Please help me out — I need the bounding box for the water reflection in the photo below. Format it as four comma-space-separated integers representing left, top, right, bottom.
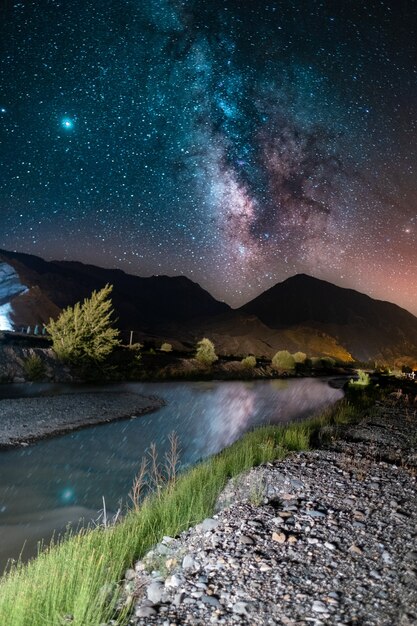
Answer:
0, 379, 342, 568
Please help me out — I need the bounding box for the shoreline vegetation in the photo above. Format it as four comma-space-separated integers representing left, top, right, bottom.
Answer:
0, 335, 362, 386
0, 387, 380, 626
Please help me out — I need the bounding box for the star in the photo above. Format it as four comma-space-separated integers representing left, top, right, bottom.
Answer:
61, 117, 74, 130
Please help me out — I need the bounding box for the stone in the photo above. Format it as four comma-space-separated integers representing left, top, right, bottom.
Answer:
312, 600, 328, 613
124, 568, 136, 581
147, 582, 164, 604
306, 510, 326, 518
201, 594, 221, 607
165, 574, 182, 589
173, 591, 186, 606
202, 518, 220, 531
239, 534, 255, 545
182, 554, 199, 571
232, 602, 251, 615
135, 606, 158, 617
272, 532, 287, 544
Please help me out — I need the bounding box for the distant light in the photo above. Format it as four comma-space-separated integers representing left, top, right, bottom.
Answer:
0, 108, 6, 114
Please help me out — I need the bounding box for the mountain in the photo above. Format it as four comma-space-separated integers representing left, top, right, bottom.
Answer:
0, 249, 230, 333
1, 249, 417, 364
239, 274, 417, 363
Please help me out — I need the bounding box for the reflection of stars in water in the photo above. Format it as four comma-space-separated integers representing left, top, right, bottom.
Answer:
61, 117, 74, 130
60, 487, 75, 503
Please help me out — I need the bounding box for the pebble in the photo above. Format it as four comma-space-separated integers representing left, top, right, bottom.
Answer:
146, 582, 164, 604
201, 518, 220, 532
127, 399, 417, 626
312, 600, 328, 613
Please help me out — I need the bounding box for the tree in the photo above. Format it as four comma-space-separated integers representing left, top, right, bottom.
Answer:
46, 284, 120, 364
271, 350, 295, 373
195, 337, 218, 366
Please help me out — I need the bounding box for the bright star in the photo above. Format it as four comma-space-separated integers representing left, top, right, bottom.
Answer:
0, 108, 6, 114
61, 117, 74, 130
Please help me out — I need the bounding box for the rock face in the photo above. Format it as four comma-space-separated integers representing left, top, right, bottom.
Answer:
127, 400, 417, 626
0, 262, 28, 330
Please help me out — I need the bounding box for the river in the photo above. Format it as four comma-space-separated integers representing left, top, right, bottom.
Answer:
0, 379, 343, 570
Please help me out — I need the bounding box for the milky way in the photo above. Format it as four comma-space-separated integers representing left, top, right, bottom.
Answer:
0, 1, 416, 311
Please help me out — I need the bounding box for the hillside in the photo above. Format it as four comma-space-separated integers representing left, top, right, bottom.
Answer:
0, 249, 230, 332
240, 274, 417, 363
1, 249, 417, 364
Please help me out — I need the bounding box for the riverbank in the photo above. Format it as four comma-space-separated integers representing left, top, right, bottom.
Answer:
0, 392, 164, 448
1, 391, 415, 625
129, 396, 417, 625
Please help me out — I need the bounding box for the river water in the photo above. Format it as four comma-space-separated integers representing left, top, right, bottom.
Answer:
0, 379, 343, 569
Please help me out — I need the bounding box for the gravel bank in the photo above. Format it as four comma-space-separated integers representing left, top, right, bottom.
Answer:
0, 392, 164, 448
128, 399, 417, 626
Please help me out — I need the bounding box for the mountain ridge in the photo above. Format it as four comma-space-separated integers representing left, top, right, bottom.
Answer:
1, 248, 417, 364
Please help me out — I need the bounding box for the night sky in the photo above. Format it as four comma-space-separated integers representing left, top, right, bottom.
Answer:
1, 1, 417, 312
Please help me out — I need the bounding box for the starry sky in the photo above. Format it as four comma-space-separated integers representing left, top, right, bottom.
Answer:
1, 1, 417, 312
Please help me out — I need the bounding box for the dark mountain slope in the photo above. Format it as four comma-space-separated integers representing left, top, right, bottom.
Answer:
0, 249, 230, 330
240, 274, 417, 362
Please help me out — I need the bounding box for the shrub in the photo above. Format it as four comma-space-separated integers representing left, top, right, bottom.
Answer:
349, 369, 370, 387
311, 356, 336, 369
195, 338, 218, 366
271, 350, 295, 374
321, 356, 336, 368
160, 343, 173, 352
46, 284, 120, 365
241, 355, 257, 369
293, 351, 307, 364
23, 354, 46, 381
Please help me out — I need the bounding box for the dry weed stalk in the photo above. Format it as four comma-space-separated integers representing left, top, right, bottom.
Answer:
128, 432, 181, 511
164, 432, 180, 487
129, 457, 149, 512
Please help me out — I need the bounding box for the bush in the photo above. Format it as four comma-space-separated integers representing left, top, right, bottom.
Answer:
293, 351, 307, 364
321, 356, 336, 368
349, 369, 370, 387
160, 343, 173, 352
271, 350, 295, 374
46, 284, 120, 365
311, 356, 336, 369
23, 354, 46, 381
241, 355, 257, 369
195, 338, 218, 366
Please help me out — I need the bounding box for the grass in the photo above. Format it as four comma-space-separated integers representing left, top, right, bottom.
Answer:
0, 396, 368, 626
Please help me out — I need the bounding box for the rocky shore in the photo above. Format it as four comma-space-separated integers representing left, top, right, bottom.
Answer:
0, 392, 164, 448
127, 397, 417, 625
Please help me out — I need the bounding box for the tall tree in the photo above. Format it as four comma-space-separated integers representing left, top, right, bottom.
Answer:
47, 284, 120, 364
